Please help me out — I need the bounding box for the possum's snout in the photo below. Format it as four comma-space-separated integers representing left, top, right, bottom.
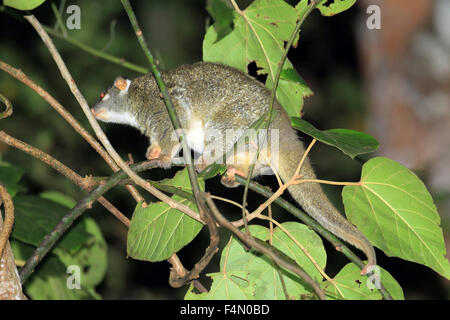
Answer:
91, 103, 109, 121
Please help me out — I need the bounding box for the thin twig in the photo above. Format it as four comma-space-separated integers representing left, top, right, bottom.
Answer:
51, 1, 67, 36
209, 194, 260, 227
43, 25, 148, 74
167, 254, 208, 293
0, 131, 85, 187
299, 179, 362, 187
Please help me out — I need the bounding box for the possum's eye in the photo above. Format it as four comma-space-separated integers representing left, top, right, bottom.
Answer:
99, 91, 110, 101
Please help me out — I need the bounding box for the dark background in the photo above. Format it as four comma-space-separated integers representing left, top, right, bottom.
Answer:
0, 0, 448, 299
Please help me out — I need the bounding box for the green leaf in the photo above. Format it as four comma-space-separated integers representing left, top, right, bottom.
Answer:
12, 241, 101, 300
12, 195, 94, 255
197, 162, 227, 180
0, 159, 25, 197
185, 271, 255, 300
40, 190, 77, 208
291, 117, 379, 158
203, 0, 312, 117
343, 157, 450, 279
316, 0, 357, 16
295, 0, 310, 16
322, 263, 404, 300
206, 0, 234, 42
266, 69, 313, 118
11, 190, 107, 299
56, 217, 108, 288
3, 0, 47, 10
211, 223, 326, 299
127, 169, 203, 262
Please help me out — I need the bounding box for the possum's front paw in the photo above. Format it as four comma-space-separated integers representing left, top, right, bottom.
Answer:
221, 166, 246, 188
145, 145, 172, 169
146, 145, 161, 160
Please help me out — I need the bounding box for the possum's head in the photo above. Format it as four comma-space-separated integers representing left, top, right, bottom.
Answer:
91, 76, 139, 128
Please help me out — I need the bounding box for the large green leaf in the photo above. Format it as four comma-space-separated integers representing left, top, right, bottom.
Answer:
322, 263, 404, 300
203, 0, 312, 117
13, 195, 94, 254
127, 169, 203, 262
3, 0, 46, 10
291, 117, 379, 158
316, 0, 357, 16
12, 241, 101, 300
12, 192, 107, 299
343, 157, 450, 279
186, 223, 326, 300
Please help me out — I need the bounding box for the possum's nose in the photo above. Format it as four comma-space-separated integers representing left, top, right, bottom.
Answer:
91, 106, 108, 120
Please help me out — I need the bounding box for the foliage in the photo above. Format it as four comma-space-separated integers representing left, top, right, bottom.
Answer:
343, 157, 450, 278
127, 169, 203, 262
3, 0, 46, 11
0, 0, 448, 300
0, 160, 107, 299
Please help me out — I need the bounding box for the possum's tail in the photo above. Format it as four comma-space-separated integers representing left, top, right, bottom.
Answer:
276, 130, 376, 274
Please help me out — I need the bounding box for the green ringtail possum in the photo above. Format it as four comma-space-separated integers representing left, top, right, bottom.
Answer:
91, 62, 376, 274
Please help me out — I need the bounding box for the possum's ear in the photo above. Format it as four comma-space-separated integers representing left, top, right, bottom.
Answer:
114, 76, 131, 95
